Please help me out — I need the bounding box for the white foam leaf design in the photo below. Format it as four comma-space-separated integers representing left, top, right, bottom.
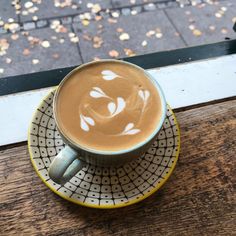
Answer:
80, 115, 89, 132
113, 97, 125, 115
108, 102, 116, 115
101, 70, 119, 80
83, 116, 95, 126
120, 122, 140, 135
124, 129, 140, 135
124, 123, 134, 132
138, 90, 150, 102
90, 87, 107, 98
144, 90, 150, 100
138, 90, 145, 100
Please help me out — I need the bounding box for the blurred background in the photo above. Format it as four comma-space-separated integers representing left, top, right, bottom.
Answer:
0, 0, 235, 78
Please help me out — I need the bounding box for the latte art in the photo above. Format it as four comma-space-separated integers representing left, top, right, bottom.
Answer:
56, 61, 162, 151
78, 70, 150, 136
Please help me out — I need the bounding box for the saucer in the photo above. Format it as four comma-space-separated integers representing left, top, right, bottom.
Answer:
28, 89, 180, 209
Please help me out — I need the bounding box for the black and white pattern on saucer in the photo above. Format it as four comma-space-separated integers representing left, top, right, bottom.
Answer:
29, 90, 180, 208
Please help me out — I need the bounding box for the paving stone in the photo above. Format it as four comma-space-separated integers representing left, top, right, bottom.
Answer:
72, 10, 185, 62
112, 0, 170, 8
19, 0, 112, 22
61, 16, 73, 25
0, 27, 7, 34
131, 6, 143, 14
23, 22, 36, 31
36, 20, 48, 28
166, 0, 236, 46
157, 3, 168, 9
121, 8, 131, 16
0, 27, 82, 78
143, 3, 157, 11
0, 0, 18, 23
166, 2, 179, 8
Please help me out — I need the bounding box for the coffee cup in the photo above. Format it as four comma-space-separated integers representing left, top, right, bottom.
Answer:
49, 60, 166, 184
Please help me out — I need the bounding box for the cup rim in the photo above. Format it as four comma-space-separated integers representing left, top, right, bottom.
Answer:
53, 59, 167, 155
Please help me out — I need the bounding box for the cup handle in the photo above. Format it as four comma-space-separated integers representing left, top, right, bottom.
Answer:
49, 145, 84, 185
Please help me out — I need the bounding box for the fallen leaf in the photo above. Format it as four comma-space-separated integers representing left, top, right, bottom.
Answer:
52, 53, 59, 59
142, 40, 147, 46
95, 15, 102, 21
209, 25, 216, 31
91, 4, 101, 14
22, 10, 28, 16
119, 33, 130, 41
24, 1, 33, 9
215, 12, 222, 18
109, 50, 119, 58
23, 48, 30, 56
32, 59, 39, 64
28, 6, 38, 14
116, 28, 123, 33
0, 39, 10, 56
8, 18, 14, 23
83, 34, 92, 41
124, 48, 135, 56
87, 3, 93, 8
41, 40, 50, 48
70, 36, 79, 43
192, 29, 202, 36
221, 7, 227, 12
82, 20, 90, 26
50, 20, 60, 29
146, 30, 155, 37
5, 58, 12, 64
68, 32, 75, 38
11, 34, 19, 40
221, 28, 228, 34
57, 25, 68, 33
108, 18, 117, 24
155, 32, 163, 38
131, 10, 137, 15
188, 24, 195, 30
32, 15, 38, 21
111, 12, 119, 18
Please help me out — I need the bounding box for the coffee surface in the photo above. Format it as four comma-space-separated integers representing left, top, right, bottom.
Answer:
56, 61, 162, 151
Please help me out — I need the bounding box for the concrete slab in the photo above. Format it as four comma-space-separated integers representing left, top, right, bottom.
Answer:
72, 10, 185, 62
0, 26, 82, 78
19, 0, 112, 22
0, 0, 18, 23
165, 1, 236, 46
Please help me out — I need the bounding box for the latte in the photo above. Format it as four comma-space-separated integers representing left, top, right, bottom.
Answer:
55, 61, 162, 151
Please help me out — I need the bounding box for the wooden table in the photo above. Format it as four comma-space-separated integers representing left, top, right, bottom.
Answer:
1, 41, 236, 235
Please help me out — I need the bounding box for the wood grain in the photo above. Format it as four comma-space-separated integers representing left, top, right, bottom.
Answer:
0, 100, 236, 236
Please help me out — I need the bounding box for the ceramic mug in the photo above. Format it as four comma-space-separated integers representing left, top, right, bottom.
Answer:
49, 60, 167, 184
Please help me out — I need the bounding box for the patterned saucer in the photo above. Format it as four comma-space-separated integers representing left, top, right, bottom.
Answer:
28, 89, 180, 209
